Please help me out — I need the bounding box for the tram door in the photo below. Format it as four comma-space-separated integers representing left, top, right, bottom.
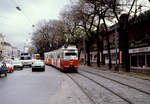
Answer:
57, 54, 60, 68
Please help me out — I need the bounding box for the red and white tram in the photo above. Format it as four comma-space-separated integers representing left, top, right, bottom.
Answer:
44, 45, 78, 72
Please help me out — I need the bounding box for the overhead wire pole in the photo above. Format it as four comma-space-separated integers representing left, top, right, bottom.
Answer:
114, 22, 118, 71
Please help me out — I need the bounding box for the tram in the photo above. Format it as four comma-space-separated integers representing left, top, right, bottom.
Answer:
44, 45, 78, 72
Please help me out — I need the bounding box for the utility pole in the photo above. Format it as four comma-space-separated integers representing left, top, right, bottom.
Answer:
115, 23, 118, 71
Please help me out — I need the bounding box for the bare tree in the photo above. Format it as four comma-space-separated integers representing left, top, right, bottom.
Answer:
108, 0, 139, 72
31, 20, 66, 57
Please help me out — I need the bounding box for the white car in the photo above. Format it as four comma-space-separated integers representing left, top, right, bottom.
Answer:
20, 56, 32, 67
32, 60, 45, 72
13, 59, 23, 70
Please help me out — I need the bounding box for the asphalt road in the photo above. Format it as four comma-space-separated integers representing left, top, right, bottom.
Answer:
0, 66, 91, 104
1, 65, 150, 104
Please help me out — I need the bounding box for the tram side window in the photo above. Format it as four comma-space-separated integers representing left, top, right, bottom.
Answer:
61, 53, 64, 58
57, 54, 60, 58
51, 55, 53, 58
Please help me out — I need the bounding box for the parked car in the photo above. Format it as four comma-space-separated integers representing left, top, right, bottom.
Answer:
32, 60, 45, 72
0, 62, 8, 77
5, 60, 14, 73
13, 59, 23, 70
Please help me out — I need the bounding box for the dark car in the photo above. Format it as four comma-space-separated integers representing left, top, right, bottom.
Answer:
0, 62, 8, 77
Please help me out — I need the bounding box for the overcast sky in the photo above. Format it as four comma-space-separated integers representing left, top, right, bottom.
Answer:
0, 0, 149, 52
0, 0, 70, 51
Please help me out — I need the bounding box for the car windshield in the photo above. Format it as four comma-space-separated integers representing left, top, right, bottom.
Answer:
21, 57, 31, 60
33, 60, 43, 64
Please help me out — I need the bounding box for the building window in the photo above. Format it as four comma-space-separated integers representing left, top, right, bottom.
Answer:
131, 55, 137, 67
139, 55, 145, 67
147, 55, 150, 67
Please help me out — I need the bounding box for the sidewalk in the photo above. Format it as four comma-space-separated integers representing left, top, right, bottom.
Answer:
80, 63, 150, 81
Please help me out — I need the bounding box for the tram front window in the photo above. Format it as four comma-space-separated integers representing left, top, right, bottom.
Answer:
65, 53, 77, 56
64, 52, 77, 60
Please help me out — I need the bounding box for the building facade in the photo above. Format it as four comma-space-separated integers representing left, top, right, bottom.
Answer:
1, 42, 20, 60
80, 10, 150, 71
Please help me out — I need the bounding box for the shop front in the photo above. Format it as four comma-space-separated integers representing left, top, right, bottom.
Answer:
129, 47, 150, 69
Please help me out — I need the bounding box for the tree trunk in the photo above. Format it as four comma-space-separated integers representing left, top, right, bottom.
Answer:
86, 41, 91, 66
119, 14, 130, 72
107, 36, 112, 69
119, 31, 130, 72
101, 39, 105, 65
78, 48, 83, 61
97, 38, 100, 67
103, 18, 112, 69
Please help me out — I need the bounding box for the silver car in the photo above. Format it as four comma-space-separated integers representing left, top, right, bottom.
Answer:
32, 60, 45, 72
13, 59, 23, 70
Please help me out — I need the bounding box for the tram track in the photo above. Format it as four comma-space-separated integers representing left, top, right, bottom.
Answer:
67, 73, 133, 104
81, 66, 150, 87
49, 65, 150, 104
66, 74, 97, 104
80, 69, 150, 96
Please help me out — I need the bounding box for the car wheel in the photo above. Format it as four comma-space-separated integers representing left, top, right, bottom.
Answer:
41, 68, 45, 72
5, 73, 7, 77
32, 68, 35, 72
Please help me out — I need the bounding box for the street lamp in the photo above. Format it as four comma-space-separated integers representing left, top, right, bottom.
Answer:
16, 6, 21, 11
16, 6, 34, 27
